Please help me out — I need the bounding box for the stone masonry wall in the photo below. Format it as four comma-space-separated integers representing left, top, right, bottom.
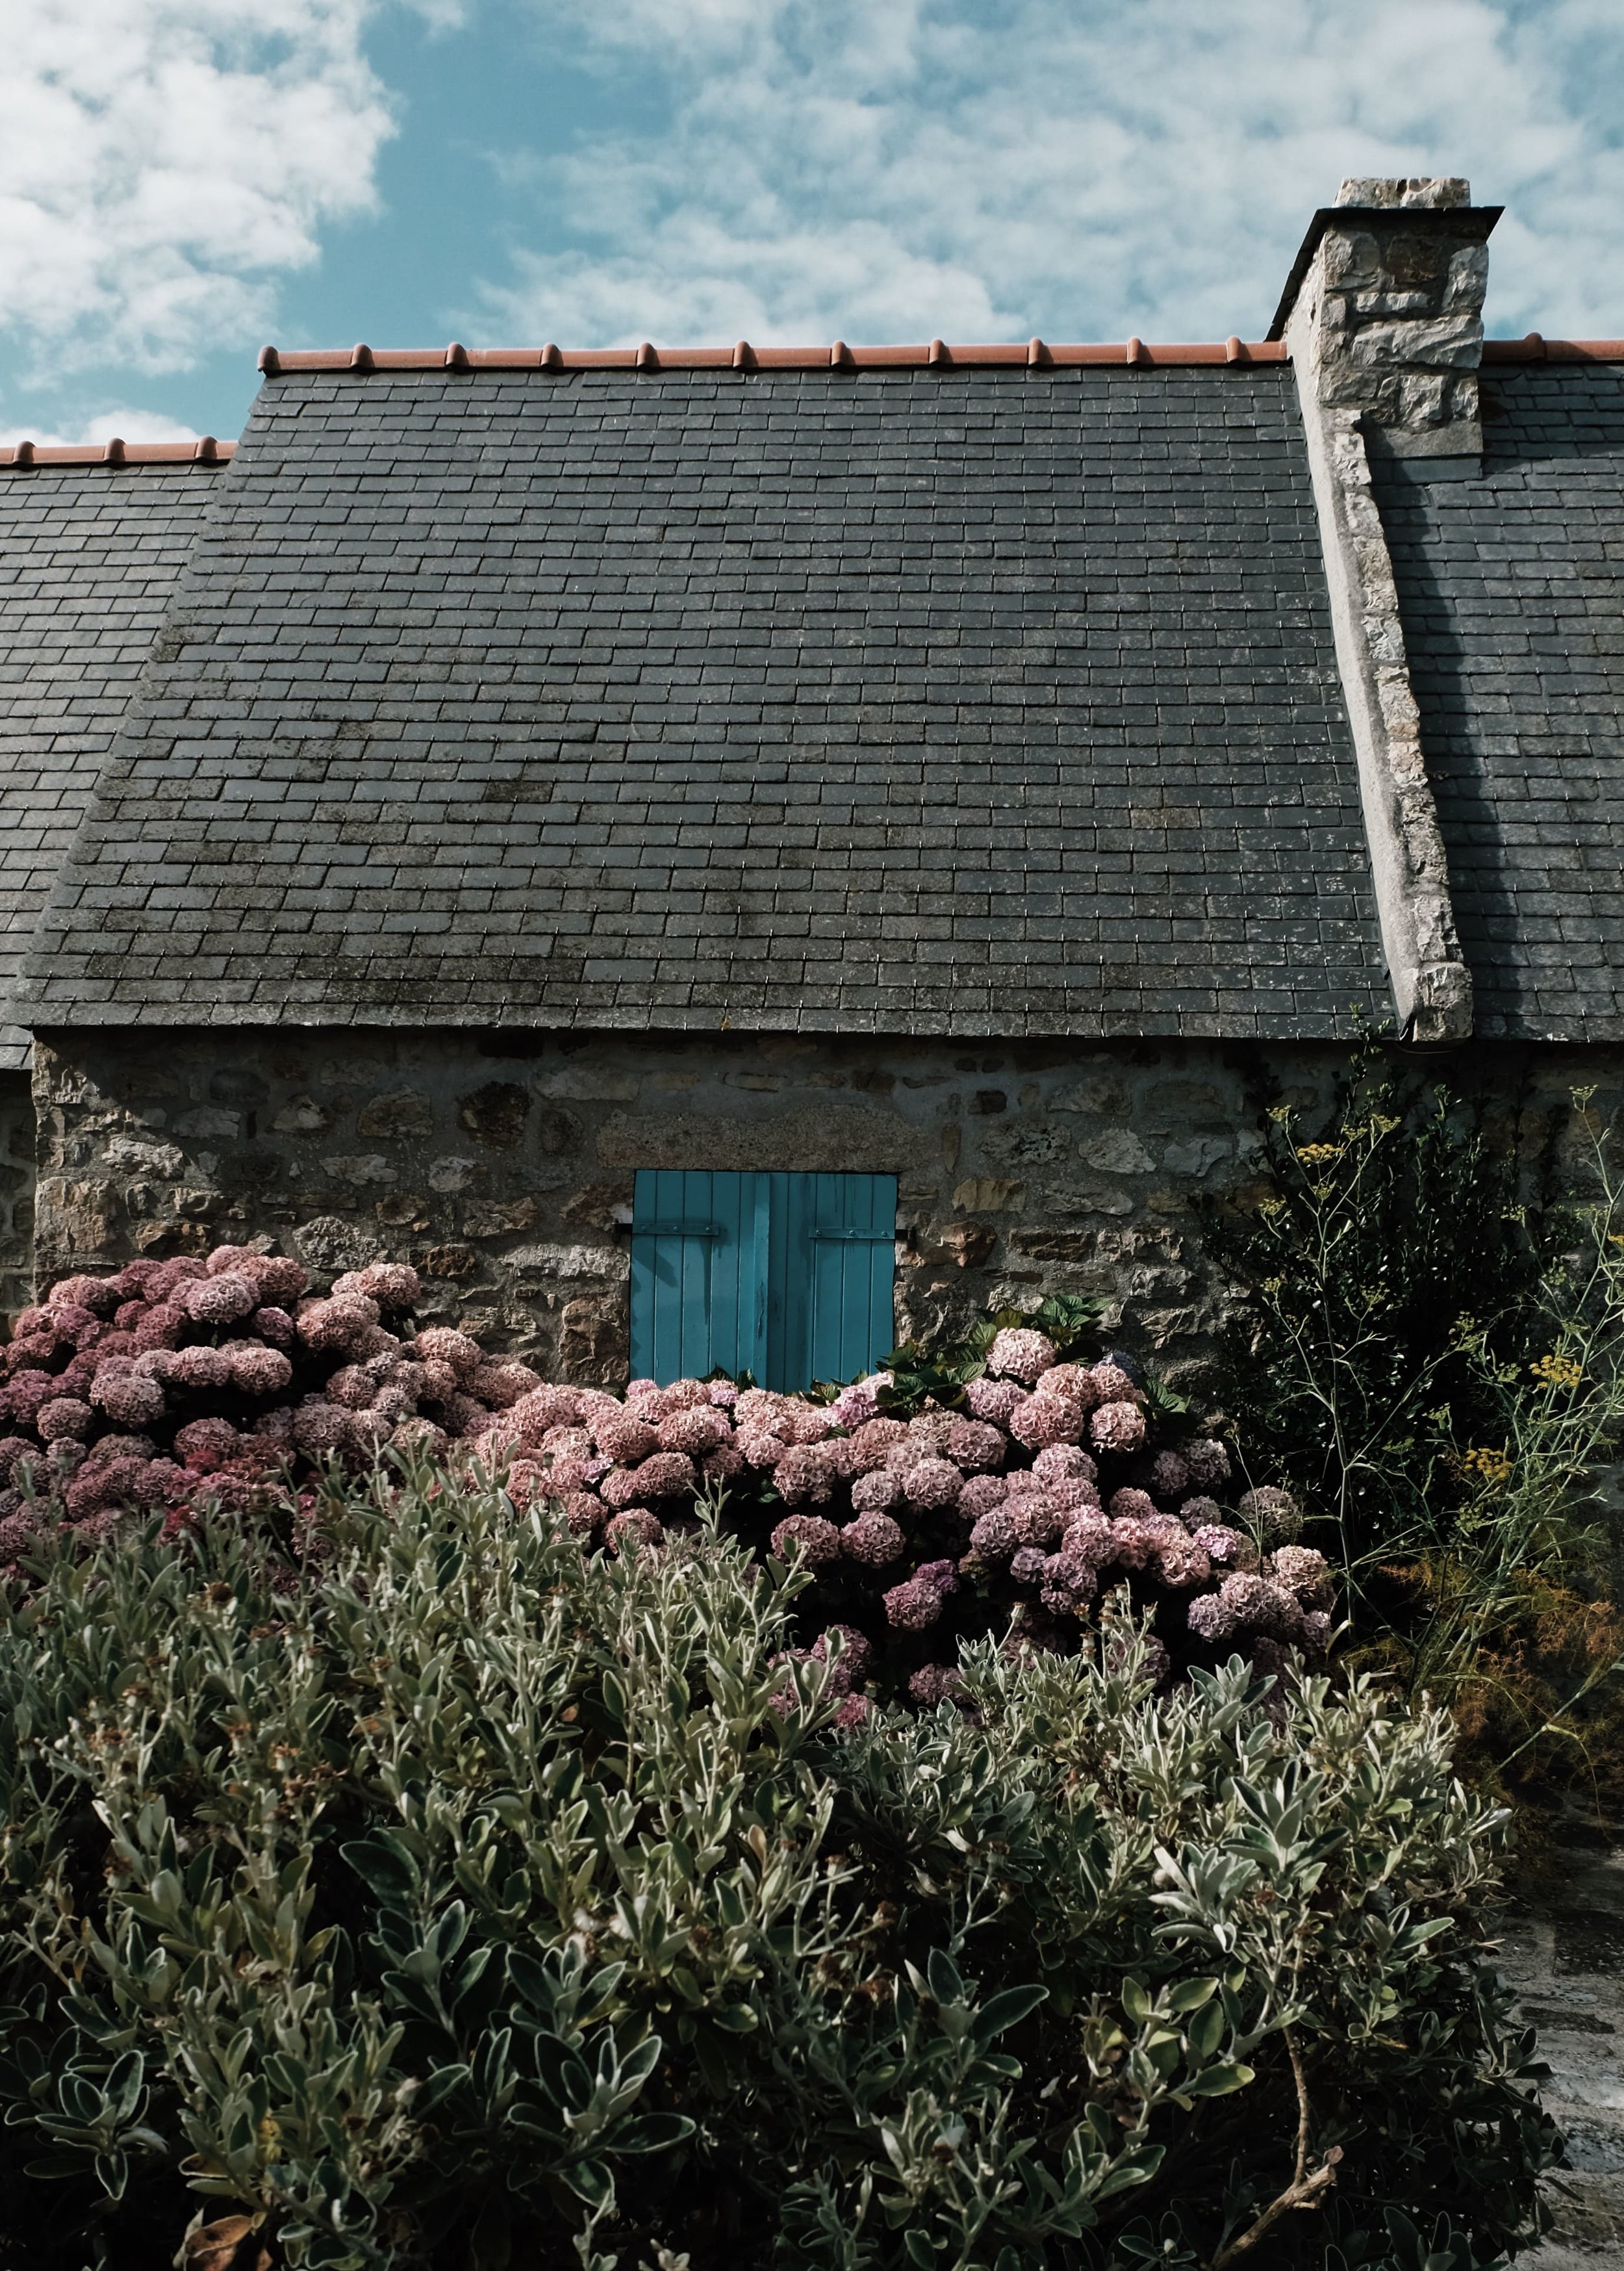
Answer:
0, 1069, 34, 1324
25, 1029, 1624, 1387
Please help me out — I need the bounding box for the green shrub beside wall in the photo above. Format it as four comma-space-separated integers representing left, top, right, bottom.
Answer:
0, 1469, 1554, 2270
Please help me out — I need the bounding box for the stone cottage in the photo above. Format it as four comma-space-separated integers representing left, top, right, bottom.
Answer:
1, 176, 1621, 1387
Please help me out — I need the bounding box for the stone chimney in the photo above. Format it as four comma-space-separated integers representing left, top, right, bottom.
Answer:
1275, 177, 1496, 1044
1273, 175, 1500, 476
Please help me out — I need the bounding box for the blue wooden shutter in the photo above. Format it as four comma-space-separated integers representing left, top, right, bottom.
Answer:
631, 1168, 896, 1391
767, 1171, 898, 1390
630, 1171, 769, 1384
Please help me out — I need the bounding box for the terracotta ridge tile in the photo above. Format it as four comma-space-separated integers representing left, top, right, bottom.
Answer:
1480, 335, 1624, 361
1, 438, 235, 469
255, 339, 1291, 375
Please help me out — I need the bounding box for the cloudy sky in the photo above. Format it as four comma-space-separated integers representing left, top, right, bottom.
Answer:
4, 0, 1623, 443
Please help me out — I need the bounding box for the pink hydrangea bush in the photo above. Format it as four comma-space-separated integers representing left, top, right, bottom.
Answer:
1, 1263, 1328, 1715
0, 1246, 498, 1549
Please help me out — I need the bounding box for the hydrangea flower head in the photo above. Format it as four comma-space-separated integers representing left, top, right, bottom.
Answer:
963, 1376, 1026, 1424
1034, 1363, 1099, 1407
908, 1663, 967, 1707
37, 1398, 94, 1444
225, 1344, 294, 1399
92, 1371, 165, 1428
956, 1473, 1008, 1522
841, 1511, 904, 1567
1091, 1400, 1147, 1454
1009, 1392, 1085, 1450
882, 1576, 944, 1631
1267, 1544, 1334, 1609
817, 1623, 877, 1684
593, 1409, 661, 1465
338, 1261, 420, 1310
904, 1457, 963, 1510
770, 1513, 843, 1567
986, 1328, 1058, 1383
776, 1442, 841, 1505
1148, 1449, 1190, 1502
965, 1506, 1019, 1565
851, 1468, 904, 1515
606, 1509, 665, 1554
946, 1416, 1006, 1473
1182, 1437, 1232, 1489
1032, 1443, 1097, 1486
1237, 1485, 1303, 1543
633, 1450, 696, 1500
660, 1404, 730, 1456
175, 1417, 242, 1472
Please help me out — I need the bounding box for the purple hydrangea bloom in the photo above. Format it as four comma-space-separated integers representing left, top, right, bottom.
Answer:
1182, 1437, 1232, 1489
841, 1512, 905, 1567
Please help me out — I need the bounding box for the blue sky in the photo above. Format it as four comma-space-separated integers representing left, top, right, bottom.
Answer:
5, 0, 1624, 444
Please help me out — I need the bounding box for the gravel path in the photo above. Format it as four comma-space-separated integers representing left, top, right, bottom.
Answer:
1497, 1811, 1624, 2265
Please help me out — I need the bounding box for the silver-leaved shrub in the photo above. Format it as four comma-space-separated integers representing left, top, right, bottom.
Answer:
0, 1467, 1554, 2271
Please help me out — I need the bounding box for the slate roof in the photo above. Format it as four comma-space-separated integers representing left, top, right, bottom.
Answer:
0, 463, 225, 1068
1377, 362, 1624, 1041
12, 362, 1388, 1039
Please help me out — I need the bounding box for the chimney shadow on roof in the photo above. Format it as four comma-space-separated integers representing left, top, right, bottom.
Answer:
1373, 372, 1624, 1036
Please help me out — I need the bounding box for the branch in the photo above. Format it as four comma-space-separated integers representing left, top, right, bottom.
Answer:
1208, 2031, 1341, 2271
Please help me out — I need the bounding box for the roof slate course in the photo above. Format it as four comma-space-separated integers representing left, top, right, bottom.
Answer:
0, 464, 225, 1068
1377, 364, 1624, 1041
15, 365, 1387, 1038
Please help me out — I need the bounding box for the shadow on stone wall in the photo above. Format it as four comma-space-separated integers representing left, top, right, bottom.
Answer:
22, 1029, 1624, 1389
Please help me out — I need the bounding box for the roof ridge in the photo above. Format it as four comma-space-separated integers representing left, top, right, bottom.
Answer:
258, 338, 1287, 374
250, 335, 1624, 378
1, 437, 234, 470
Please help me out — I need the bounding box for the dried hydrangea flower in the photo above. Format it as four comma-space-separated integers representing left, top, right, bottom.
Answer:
1090, 1400, 1147, 1454
986, 1328, 1058, 1383
605, 1509, 665, 1554
413, 1326, 482, 1382
841, 1511, 905, 1567
1237, 1485, 1303, 1543
36, 1398, 94, 1444
1179, 1437, 1230, 1489
770, 1513, 843, 1567
1032, 1443, 1097, 1486
903, 1457, 963, 1509
908, 1663, 967, 1706
593, 1409, 661, 1465
631, 1450, 697, 1500
963, 1375, 1026, 1424
1009, 1392, 1086, 1450
1267, 1544, 1334, 1609
659, 1404, 731, 1456
1147, 1449, 1190, 1502
851, 1468, 904, 1515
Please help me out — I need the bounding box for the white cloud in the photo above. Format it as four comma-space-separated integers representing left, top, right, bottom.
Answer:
481, 0, 1624, 346
0, 407, 202, 446
0, 0, 397, 374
